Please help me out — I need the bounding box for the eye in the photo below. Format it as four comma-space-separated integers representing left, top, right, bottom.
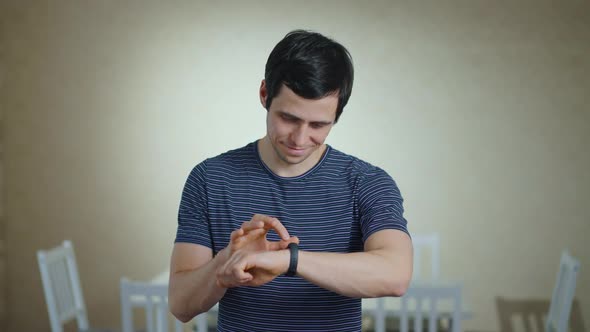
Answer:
280, 114, 298, 122
310, 123, 328, 129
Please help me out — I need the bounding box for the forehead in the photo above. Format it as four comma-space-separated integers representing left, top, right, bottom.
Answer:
271, 85, 338, 122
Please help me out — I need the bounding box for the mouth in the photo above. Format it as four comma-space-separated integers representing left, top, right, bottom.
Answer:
284, 144, 307, 156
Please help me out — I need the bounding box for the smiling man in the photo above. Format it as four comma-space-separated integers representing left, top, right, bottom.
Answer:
258, 80, 337, 177
169, 30, 413, 332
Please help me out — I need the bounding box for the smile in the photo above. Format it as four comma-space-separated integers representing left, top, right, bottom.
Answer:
285, 145, 307, 156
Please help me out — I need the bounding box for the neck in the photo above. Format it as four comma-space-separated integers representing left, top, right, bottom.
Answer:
257, 137, 326, 178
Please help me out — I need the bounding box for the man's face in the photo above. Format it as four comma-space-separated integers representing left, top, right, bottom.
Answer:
260, 81, 338, 167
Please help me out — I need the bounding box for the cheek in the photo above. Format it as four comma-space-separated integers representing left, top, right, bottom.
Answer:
268, 120, 284, 139
270, 119, 291, 136
311, 128, 332, 144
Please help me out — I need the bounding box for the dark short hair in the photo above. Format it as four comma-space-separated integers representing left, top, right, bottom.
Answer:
264, 30, 354, 123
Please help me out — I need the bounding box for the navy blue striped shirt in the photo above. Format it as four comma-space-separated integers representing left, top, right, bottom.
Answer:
176, 141, 408, 332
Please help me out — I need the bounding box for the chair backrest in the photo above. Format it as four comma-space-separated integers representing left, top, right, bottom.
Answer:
120, 278, 183, 332
400, 283, 462, 332
546, 250, 580, 332
412, 233, 440, 281
37, 240, 89, 332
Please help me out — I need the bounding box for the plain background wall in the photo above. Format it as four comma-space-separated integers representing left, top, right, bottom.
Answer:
1, 1, 589, 331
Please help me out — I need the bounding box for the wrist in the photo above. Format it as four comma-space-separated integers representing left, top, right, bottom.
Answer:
216, 247, 231, 266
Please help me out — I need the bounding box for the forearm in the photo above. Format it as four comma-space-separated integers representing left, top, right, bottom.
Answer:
169, 249, 228, 322
297, 249, 411, 298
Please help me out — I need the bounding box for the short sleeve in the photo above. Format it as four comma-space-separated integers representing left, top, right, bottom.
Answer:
358, 167, 409, 242
175, 161, 212, 248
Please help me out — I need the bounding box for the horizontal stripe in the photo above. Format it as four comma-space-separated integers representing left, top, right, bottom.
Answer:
176, 141, 408, 331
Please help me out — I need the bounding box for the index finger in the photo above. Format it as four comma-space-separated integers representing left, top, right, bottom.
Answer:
240, 220, 265, 233
251, 214, 290, 240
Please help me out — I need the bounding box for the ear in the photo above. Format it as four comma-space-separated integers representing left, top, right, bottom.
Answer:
259, 79, 267, 109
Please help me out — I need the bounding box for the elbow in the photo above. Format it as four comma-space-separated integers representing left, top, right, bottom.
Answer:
170, 302, 203, 323
380, 273, 411, 297
172, 312, 193, 324
169, 294, 204, 323
389, 280, 410, 297
385, 259, 413, 297
169, 300, 193, 323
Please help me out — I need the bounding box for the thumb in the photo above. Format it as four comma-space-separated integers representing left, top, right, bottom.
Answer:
267, 240, 285, 251
276, 236, 299, 250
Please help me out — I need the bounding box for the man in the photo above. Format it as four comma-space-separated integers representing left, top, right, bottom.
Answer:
169, 30, 412, 332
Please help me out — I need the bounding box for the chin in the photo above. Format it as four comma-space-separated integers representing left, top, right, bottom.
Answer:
281, 155, 307, 165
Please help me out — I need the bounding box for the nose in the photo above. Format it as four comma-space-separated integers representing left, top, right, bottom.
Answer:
290, 124, 307, 147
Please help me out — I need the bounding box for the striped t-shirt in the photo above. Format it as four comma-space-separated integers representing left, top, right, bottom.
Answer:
176, 141, 408, 332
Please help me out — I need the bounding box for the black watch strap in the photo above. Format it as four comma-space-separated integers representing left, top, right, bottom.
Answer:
285, 243, 299, 277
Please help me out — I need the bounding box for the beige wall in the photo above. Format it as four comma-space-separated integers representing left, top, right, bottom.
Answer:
0, 17, 5, 328
1, 1, 589, 331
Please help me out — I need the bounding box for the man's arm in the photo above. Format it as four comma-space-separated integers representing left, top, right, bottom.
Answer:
296, 229, 412, 298
169, 215, 297, 322
231, 229, 413, 298
168, 243, 228, 322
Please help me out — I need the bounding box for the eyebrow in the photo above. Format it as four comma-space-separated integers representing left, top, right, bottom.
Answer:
278, 111, 333, 126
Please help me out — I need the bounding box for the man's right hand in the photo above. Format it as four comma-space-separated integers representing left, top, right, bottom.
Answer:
217, 214, 298, 287
229, 214, 297, 253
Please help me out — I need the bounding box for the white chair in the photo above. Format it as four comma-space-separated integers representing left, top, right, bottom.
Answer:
546, 250, 580, 332
399, 282, 462, 332
120, 278, 184, 332
37, 240, 111, 332
372, 233, 441, 332
411, 233, 440, 281
143, 269, 215, 332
